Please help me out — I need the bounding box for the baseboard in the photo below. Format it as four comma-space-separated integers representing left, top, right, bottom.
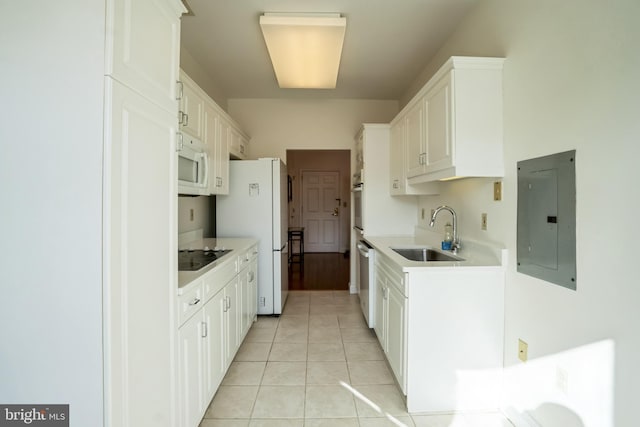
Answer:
349, 282, 357, 294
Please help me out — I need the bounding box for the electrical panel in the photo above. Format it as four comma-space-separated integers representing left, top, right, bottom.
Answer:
517, 150, 576, 290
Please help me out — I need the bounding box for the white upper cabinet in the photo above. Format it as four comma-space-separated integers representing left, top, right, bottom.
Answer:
394, 57, 505, 184
178, 72, 205, 139
405, 99, 426, 178
106, 0, 185, 113
179, 69, 248, 195
390, 114, 440, 196
229, 127, 249, 160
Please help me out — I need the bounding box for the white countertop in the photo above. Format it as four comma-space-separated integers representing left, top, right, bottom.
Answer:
364, 228, 507, 272
178, 237, 257, 289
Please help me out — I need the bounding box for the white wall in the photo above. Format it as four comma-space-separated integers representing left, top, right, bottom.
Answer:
412, 1, 640, 426
0, 1, 105, 424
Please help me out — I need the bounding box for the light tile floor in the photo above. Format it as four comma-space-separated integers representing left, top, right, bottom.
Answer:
200, 290, 514, 427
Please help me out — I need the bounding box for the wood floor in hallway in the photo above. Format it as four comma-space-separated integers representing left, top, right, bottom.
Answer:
288, 252, 350, 291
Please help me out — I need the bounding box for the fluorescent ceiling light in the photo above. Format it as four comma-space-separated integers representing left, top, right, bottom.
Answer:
259, 13, 346, 89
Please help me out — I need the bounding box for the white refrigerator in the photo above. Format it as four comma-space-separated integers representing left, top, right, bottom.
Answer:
216, 158, 289, 315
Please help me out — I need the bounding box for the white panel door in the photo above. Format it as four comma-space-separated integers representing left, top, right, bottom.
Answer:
302, 171, 340, 252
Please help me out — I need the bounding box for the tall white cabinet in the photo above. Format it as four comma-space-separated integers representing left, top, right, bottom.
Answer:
103, 1, 186, 426
2, 1, 185, 426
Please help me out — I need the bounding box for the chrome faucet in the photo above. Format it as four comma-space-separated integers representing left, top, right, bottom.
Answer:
429, 205, 461, 254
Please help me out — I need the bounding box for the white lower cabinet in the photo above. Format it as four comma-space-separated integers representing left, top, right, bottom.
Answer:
178, 242, 258, 427
203, 289, 226, 400
223, 277, 240, 367
371, 244, 505, 413
374, 253, 408, 394
178, 312, 205, 427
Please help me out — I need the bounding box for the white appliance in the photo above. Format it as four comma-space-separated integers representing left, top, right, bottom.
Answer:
216, 158, 289, 315
356, 240, 375, 327
177, 133, 209, 195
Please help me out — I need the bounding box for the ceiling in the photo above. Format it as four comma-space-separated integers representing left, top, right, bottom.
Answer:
180, 0, 479, 101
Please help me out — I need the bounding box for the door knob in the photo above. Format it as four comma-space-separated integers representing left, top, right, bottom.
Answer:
332, 207, 339, 216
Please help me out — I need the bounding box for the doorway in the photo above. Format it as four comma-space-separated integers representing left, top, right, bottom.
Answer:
285, 149, 351, 254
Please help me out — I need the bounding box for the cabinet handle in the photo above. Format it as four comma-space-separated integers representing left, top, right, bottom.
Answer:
184, 113, 189, 127
176, 80, 183, 100
178, 110, 184, 125
201, 322, 208, 338
189, 297, 200, 306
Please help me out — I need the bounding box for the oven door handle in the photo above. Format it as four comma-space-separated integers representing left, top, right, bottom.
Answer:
357, 242, 370, 258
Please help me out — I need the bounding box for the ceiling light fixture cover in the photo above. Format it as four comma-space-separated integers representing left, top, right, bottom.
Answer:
259, 13, 346, 89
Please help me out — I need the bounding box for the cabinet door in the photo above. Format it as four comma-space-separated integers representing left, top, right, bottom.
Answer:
179, 77, 204, 139
224, 277, 240, 367
238, 265, 250, 339
204, 103, 218, 195
104, 78, 177, 426
425, 73, 453, 173
405, 98, 426, 178
178, 313, 204, 427
248, 258, 258, 324
216, 118, 230, 195
373, 270, 386, 350
386, 285, 407, 393
389, 120, 405, 195
203, 291, 226, 401
106, 0, 183, 113
229, 127, 248, 160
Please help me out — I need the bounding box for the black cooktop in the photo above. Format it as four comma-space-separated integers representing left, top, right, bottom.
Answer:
178, 248, 232, 271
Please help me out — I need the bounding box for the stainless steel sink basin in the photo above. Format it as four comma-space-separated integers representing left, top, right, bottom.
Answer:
391, 247, 464, 262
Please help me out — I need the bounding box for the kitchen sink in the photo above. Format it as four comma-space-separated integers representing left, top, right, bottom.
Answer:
391, 247, 464, 262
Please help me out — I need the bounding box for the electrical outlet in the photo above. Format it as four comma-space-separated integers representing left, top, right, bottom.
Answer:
481, 213, 488, 230
259, 297, 266, 307
494, 181, 502, 201
518, 339, 528, 362
189, 209, 194, 221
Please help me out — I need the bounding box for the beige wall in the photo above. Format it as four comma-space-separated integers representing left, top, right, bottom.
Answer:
227, 98, 399, 160
178, 195, 215, 237
181, 48, 229, 111
411, 1, 640, 425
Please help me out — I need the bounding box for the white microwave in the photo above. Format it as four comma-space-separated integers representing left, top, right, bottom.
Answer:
177, 133, 209, 196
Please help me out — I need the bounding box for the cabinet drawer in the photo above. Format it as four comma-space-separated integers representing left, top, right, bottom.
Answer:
376, 253, 406, 296
203, 257, 238, 302
238, 245, 258, 271
178, 282, 204, 326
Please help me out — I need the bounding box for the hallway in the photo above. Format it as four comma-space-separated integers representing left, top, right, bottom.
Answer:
199, 290, 513, 427
288, 253, 350, 291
